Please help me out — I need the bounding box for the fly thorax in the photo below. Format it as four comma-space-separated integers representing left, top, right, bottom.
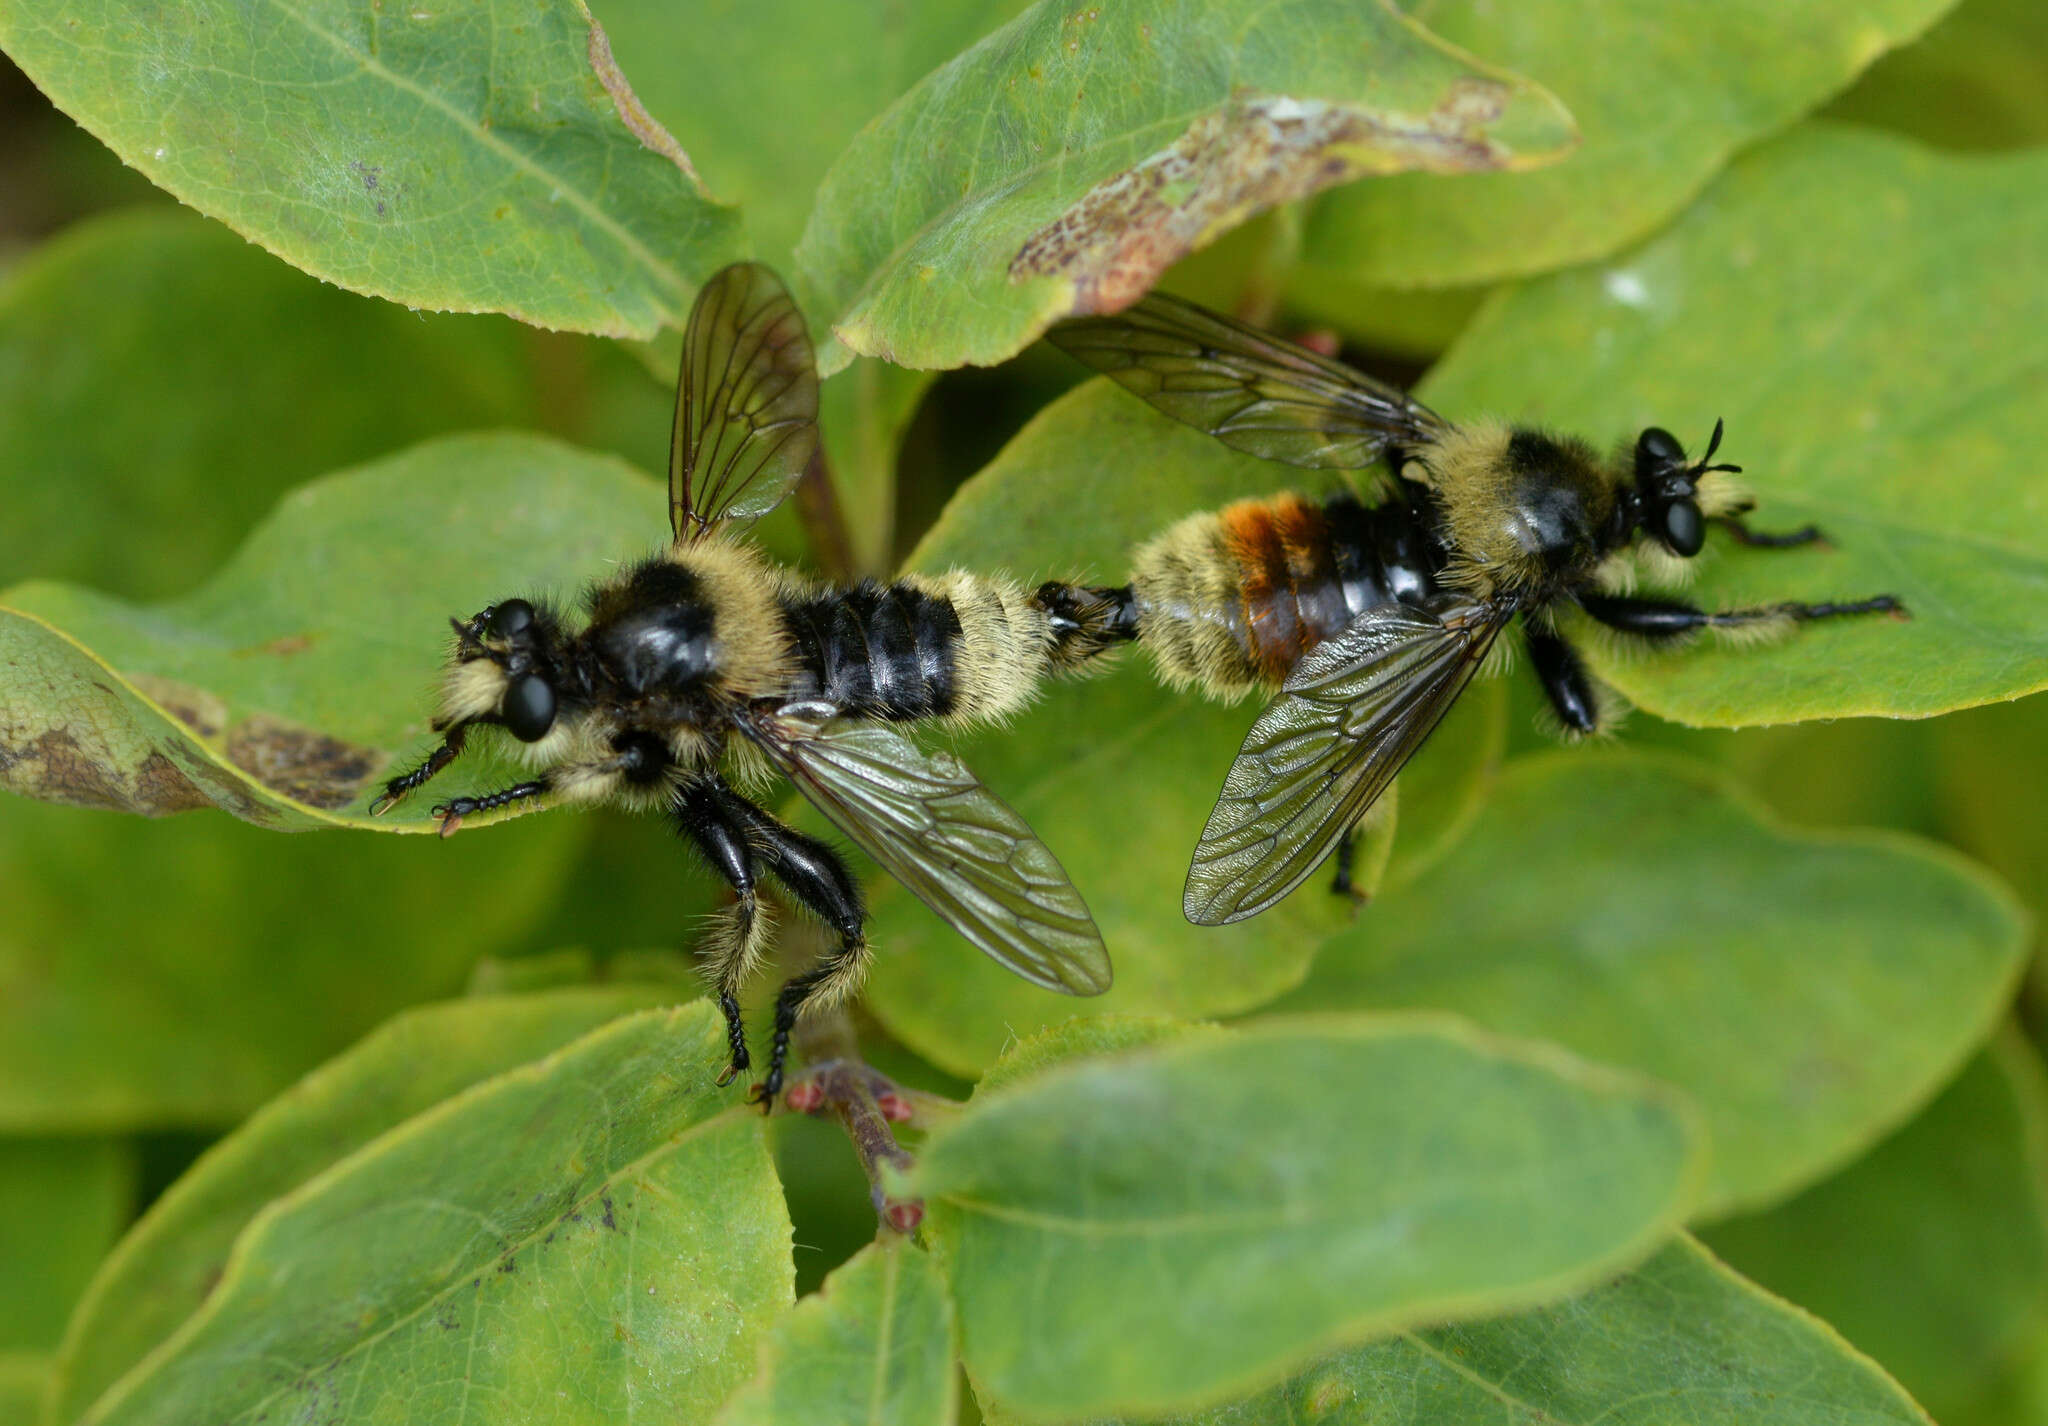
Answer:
592, 600, 718, 694
1436, 426, 1615, 590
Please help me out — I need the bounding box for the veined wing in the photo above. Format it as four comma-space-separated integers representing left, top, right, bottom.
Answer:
1048, 290, 1448, 470
670, 262, 819, 542
740, 703, 1111, 996
1185, 595, 1512, 926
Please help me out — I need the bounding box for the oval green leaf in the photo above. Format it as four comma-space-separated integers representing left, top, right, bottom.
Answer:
1059, 1236, 1930, 1426
0, 0, 739, 336
861, 381, 1503, 1077
1705, 1031, 2048, 1425
1420, 125, 2048, 725
713, 1238, 956, 1426
0, 432, 664, 829
1299, 0, 1953, 287
917, 1015, 1703, 1421
0, 208, 576, 601
0, 795, 601, 1133
795, 0, 1575, 375
48, 987, 672, 1426
76, 1004, 789, 1426
1272, 749, 2027, 1214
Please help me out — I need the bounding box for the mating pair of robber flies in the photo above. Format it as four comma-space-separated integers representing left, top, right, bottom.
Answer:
372, 263, 1903, 1101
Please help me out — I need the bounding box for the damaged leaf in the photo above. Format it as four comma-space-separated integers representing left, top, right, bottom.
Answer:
795, 0, 1574, 375
0, 0, 740, 336
1299, 0, 1955, 287
0, 433, 659, 830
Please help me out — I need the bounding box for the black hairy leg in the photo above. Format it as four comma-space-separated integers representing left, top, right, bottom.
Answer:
1526, 625, 1601, 736
1714, 516, 1826, 549
720, 806, 870, 1107
672, 774, 769, 1085
369, 725, 469, 815
1580, 592, 1907, 641
431, 776, 549, 836
1328, 826, 1366, 902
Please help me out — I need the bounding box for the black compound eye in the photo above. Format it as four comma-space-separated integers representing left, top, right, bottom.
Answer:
1660, 498, 1705, 557
500, 672, 557, 742
486, 599, 535, 640
1635, 427, 1685, 478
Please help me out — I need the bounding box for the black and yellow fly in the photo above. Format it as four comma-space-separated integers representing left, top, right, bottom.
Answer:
372, 264, 1117, 1099
1045, 292, 1906, 926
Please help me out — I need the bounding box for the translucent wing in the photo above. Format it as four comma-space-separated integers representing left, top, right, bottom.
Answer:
1185, 596, 1512, 926
740, 703, 1111, 996
670, 262, 820, 542
1048, 290, 1449, 470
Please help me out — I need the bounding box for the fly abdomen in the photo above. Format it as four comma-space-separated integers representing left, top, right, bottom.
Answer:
778, 572, 1061, 727
1129, 490, 1445, 697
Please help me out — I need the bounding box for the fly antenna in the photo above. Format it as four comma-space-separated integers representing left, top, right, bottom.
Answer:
1694, 417, 1742, 476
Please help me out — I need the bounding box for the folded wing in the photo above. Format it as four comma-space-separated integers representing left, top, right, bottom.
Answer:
1048, 290, 1448, 471
741, 703, 1111, 995
1186, 596, 1511, 926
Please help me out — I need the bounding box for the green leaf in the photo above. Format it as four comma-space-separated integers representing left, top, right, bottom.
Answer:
0, 208, 547, 600
795, 0, 1575, 375
76, 1004, 790, 1426
0, 0, 740, 337
1066, 1236, 1930, 1426
1705, 1032, 2048, 1426
0, 800, 605, 1134
1420, 125, 2048, 725
864, 381, 1502, 1077
713, 1238, 956, 1426
0, 1139, 130, 1352
0, 1352, 51, 1426
47, 988, 671, 1426
1272, 749, 2027, 1215
918, 1015, 1702, 1421
1825, 0, 2048, 152
1300, 0, 1953, 287
0, 432, 661, 828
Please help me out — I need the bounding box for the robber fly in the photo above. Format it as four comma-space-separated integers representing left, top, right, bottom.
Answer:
1042, 291, 1906, 925
372, 263, 1123, 1099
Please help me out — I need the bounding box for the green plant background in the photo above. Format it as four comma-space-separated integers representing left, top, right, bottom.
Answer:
1, 0, 2045, 1422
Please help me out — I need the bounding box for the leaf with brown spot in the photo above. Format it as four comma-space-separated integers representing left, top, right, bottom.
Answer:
794, 0, 1575, 375
0, 433, 660, 831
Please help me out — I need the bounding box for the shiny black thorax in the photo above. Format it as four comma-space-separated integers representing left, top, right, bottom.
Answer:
778, 579, 964, 721
561, 560, 724, 726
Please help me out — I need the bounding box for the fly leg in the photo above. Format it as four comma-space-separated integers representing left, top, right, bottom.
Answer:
1328, 825, 1364, 900
1714, 516, 1826, 549
673, 774, 773, 1087
1526, 625, 1602, 735
718, 804, 870, 1108
430, 776, 549, 836
368, 725, 469, 815
1580, 592, 1907, 642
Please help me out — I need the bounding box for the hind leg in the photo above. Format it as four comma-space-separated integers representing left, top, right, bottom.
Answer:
673, 775, 775, 1085
722, 807, 870, 1105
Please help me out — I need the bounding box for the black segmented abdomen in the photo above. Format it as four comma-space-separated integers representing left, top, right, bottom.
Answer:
778, 580, 963, 720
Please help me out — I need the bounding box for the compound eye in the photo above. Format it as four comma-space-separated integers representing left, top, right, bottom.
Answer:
1635, 427, 1685, 479
1660, 498, 1705, 557
500, 672, 557, 742
486, 599, 535, 640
